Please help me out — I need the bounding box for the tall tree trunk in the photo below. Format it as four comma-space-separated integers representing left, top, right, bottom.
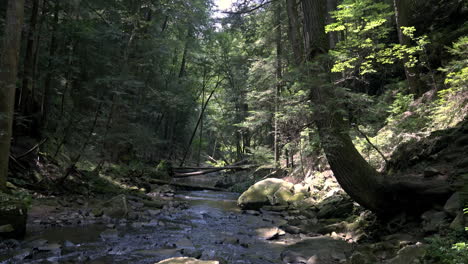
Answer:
326, 0, 338, 49
19, 0, 42, 118
393, 0, 423, 96
18, 0, 42, 135
286, 0, 303, 66
0, 0, 25, 191
274, 1, 282, 167
42, 1, 60, 127
179, 29, 192, 78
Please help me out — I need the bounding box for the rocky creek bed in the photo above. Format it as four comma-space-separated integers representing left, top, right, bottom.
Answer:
0, 190, 303, 264
0, 176, 464, 264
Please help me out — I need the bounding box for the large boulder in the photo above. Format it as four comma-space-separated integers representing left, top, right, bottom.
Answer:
0, 192, 27, 239
156, 257, 219, 264
237, 178, 294, 210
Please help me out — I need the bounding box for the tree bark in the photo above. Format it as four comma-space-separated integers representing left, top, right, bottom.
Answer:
393, 0, 423, 96
286, 0, 303, 66
0, 0, 25, 191
326, 0, 338, 49
274, 1, 282, 167
19, 0, 42, 115
42, 1, 60, 127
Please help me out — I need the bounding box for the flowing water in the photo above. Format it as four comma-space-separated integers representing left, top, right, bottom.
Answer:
0, 190, 288, 264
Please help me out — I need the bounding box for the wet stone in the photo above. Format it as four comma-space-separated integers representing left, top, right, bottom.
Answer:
100, 229, 119, 240
38, 243, 62, 252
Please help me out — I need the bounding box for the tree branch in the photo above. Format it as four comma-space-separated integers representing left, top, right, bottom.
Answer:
222, 0, 274, 15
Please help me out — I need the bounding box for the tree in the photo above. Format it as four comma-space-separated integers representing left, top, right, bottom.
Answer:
0, 0, 26, 191
293, 0, 451, 216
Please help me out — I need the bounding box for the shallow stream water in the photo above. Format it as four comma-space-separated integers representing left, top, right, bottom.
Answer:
1, 190, 288, 264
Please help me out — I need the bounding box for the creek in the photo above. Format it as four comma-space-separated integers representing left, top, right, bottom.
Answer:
0, 190, 290, 264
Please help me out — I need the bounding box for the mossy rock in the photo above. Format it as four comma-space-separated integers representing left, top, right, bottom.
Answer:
238, 178, 293, 210
273, 186, 295, 205
0, 192, 28, 239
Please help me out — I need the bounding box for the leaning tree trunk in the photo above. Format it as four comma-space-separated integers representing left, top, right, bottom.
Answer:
0, 0, 26, 191
298, 0, 451, 216
300, 0, 387, 213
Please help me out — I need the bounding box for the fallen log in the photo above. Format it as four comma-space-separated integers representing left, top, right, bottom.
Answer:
147, 179, 227, 192
173, 169, 220, 178
173, 165, 254, 171
172, 165, 256, 178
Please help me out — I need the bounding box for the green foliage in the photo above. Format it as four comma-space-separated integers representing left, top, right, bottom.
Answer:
425, 232, 468, 264
0, 191, 31, 211
432, 36, 468, 129
326, 0, 394, 75
388, 92, 414, 118
246, 146, 274, 165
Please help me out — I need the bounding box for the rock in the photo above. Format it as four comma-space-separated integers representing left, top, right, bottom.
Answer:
148, 209, 161, 216
382, 233, 416, 245
13, 248, 33, 261
38, 243, 62, 252
317, 195, 353, 219
142, 220, 159, 227
282, 225, 302, 234
64, 240, 75, 247
421, 210, 448, 232
256, 227, 286, 240
386, 244, 427, 264
100, 229, 119, 239
282, 236, 353, 261
174, 238, 195, 249
26, 239, 48, 249
221, 237, 239, 245
443, 192, 461, 216
135, 248, 181, 256
237, 178, 294, 210
0, 192, 27, 239
273, 186, 295, 205
294, 184, 309, 195
156, 257, 219, 264
449, 211, 465, 231
244, 210, 260, 216
262, 205, 288, 212
280, 250, 309, 264
349, 251, 378, 264
423, 167, 440, 178
182, 248, 203, 258
131, 222, 143, 228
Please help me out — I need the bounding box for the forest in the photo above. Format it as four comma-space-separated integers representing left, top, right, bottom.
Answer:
0, 0, 467, 263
